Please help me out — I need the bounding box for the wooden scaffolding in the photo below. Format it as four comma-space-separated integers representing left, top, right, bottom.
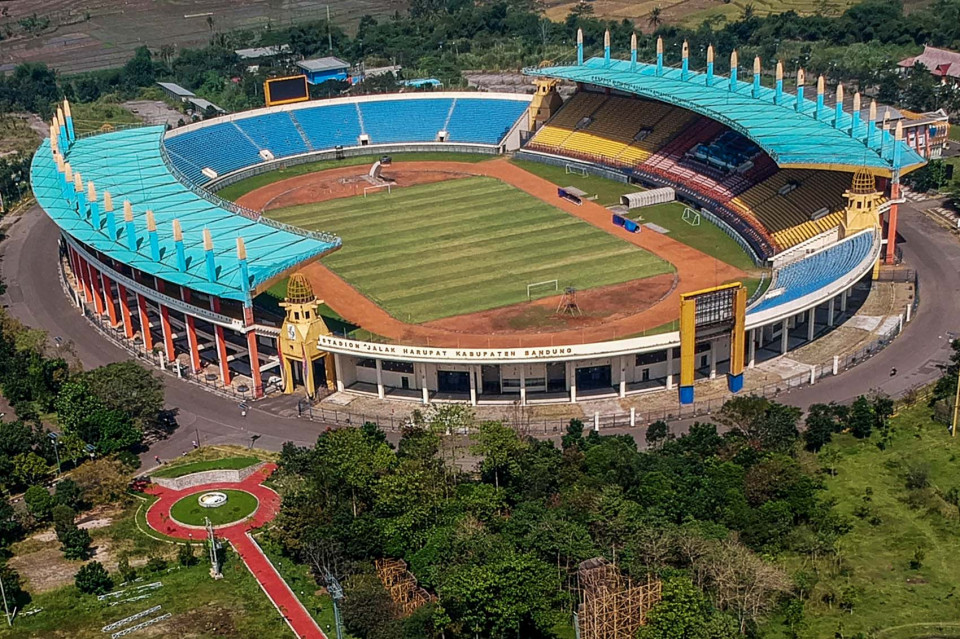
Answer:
577, 558, 662, 639
375, 558, 435, 617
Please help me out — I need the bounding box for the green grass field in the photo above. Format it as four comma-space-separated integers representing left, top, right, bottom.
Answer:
266, 176, 673, 323
150, 456, 260, 479
764, 403, 960, 638
170, 489, 259, 526
511, 159, 757, 271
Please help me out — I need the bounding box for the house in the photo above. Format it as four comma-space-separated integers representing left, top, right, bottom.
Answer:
296, 56, 351, 85
157, 82, 195, 103
898, 46, 960, 86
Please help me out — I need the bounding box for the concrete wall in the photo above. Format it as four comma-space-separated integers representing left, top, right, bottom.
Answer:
151, 461, 264, 490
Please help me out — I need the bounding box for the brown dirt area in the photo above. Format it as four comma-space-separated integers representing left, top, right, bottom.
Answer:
238, 158, 746, 348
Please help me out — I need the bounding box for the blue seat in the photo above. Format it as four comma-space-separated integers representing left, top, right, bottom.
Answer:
164, 122, 262, 184
359, 99, 452, 143
236, 112, 309, 158
448, 99, 529, 144
291, 104, 362, 149
751, 231, 874, 312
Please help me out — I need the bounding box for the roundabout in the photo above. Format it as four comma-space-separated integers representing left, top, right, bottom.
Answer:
169, 489, 259, 527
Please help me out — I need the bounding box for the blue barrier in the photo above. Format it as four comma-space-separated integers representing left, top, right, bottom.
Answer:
612, 214, 625, 226
624, 219, 640, 233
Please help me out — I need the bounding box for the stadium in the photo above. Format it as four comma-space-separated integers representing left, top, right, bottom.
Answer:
31, 32, 924, 408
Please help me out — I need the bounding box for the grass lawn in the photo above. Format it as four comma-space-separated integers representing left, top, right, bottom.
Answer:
763, 403, 960, 638
150, 455, 260, 479
170, 489, 259, 527
216, 152, 494, 202
69, 99, 139, 135
266, 176, 673, 323
5, 554, 292, 639
949, 124, 960, 143
512, 158, 757, 271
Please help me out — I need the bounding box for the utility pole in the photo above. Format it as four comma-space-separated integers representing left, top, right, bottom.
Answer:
324, 571, 344, 639
0, 571, 12, 626
326, 5, 333, 53
952, 368, 960, 437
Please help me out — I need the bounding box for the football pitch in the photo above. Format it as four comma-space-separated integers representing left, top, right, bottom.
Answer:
266, 177, 673, 323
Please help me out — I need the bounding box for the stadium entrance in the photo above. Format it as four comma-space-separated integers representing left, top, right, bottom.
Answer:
576, 365, 612, 391
438, 370, 471, 394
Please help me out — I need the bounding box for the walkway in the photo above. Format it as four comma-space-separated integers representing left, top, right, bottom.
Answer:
144, 464, 327, 639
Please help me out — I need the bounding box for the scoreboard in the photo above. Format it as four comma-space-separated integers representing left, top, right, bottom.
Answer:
264, 75, 309, 107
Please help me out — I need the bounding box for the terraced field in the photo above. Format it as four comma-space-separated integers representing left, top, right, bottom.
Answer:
266, 176, 673, 323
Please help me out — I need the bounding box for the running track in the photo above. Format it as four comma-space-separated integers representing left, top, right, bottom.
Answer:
240, 159, 746, 348
145, 464, 327, 639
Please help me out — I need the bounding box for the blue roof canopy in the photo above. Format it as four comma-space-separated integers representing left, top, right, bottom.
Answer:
525, 57, 925, 176
32, 126, 340, 303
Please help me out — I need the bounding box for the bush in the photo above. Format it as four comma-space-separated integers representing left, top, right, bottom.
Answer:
51, 504, 76, 538
905, 462, 931, 490
54, 478, 85, 510
117, 553, 137, 584
60, 526, 92, 560
177, 542, 197, 567
75, 561, 112, 595
145, 555, 166, 573
910, 546, 925, 570
23, 485, 55, 522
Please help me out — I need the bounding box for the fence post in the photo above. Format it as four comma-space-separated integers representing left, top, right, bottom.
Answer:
906, 303, 911, 323
630, 407, 636, 427
593, 412, 599, 431
833, 355, 839, 375
809, 365, 816, 385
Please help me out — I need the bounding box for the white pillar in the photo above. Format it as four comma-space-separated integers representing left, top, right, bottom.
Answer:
832, 355, 839, 375
827, 297, 836, 327
469, 365, 477, 406
334, 353, 345, 392
630, 407, 636, 427
898, 313, 904, 332
567, 361, 577, 403
519, 365, 526, 406
708, 344, 717, 379
906, 303, 912, 322
781, 319, 789, 354
748, 329, 756, 369
807, 307, 816, 341
619, 355, 627, 398
840, 289, 848, 312
666, 349, 674, 389
420, 364, 429, 405
809, 365, 816, 385
375, 358, 384, 399
593, 412, 599, 431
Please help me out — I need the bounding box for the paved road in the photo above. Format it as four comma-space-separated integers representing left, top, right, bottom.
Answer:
2, 202, 958, 459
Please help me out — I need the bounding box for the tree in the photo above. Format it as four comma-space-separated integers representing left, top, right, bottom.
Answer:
561, 419, 584, 451
803, 404, 841, 451
24, 485, 55, 521
121, 46, 155, 87
716, 396, 800, 453
178, 542, 198, 566
117, 553, 137, 584
12, 452, 51, 487
426, 403, 474, 435
71, 458, 129, 506
80, 362, 164, 433
341, 572, 400, 638
59, 524, 92, 560
646, 420, 670, 449
75, 561, 112, 595
51, 504, 76, 538
0, 562, 28, 610
648, 6, 663, 29
470, 421, 527, 490
638, 575, 737, 639
55, 478, 85, 510
848, 396, 874, 439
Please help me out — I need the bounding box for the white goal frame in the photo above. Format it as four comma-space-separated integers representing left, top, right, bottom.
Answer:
682, 207, 701, 226
526, 279, 559, 299
363, 184, 393, 197
565, 164, 587, 177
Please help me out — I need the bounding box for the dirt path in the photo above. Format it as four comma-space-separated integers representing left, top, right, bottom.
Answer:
239, 159, 746, 348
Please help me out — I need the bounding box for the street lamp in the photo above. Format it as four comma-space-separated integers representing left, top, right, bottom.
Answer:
48, 432, 61, 476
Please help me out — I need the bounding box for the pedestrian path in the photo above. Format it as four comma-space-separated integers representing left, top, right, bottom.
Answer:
143, 464, 326, 639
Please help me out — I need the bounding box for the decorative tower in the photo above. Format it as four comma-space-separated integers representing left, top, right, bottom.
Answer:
528, 78, 563, 130
840, 168, 882, 238
278, 273, 336, 397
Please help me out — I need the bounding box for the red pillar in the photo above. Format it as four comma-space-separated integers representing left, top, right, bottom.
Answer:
136, 293, 153, 351
87, 263, 105, 316
885, 181, 900, 264
117, 283, 134, 338
159, 305, 175, 363
101, 273, 119, 327
247, 330, 263, 398
71, 249, 92, 303
211, 297, 231, 386
181, 288, 202, 374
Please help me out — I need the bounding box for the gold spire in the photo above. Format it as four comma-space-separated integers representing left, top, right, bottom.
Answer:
817, 75, 824, 95
656, 37, 663, 55
851, 168, 876, 194
73, 171, 83, 192
797, 68, 805, 86
853, 91, 861, 113
681, 40, 688, 59
236, 237, 247, 261
285, 273, 316, 305
203, 228, 213, 251
172, 219, 183, 242
87, 180, 96, 202
753, 55, 760, 74
869, 99, 877, 122
730, 49, 738, 68
706, 45, 714, 64
836, 83, 844, 105
103, 190, 114, 211
775, 61, 783, 81
146, 210, 157, 232
123, 200, 133, 222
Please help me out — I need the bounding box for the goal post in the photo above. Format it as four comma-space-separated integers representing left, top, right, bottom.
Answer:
565, 164, 587, 177
526, 279, 559, 300
363, 183, 393, 197
682, 207, 701, 226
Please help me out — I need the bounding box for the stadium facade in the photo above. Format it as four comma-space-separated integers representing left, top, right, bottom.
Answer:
33, 34, 923, 406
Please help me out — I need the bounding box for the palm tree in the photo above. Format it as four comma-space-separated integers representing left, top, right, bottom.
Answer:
648, 6, 663, 29
741, 3, 755, 21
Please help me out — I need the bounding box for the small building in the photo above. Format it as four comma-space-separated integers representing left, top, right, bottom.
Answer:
157, 81, 195, 103
898, 46, 960, 87
188, 97, 226, 117
235, 44, 291, 61
861, 104, 950, 160
296, 56, 351, 85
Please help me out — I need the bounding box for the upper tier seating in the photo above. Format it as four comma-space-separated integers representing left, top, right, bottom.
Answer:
163, 97, 527, 185
751, 231, 875, 313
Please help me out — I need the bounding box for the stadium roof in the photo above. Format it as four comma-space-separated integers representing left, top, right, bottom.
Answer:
525, 57, 925, 176
31, 126, 339, 303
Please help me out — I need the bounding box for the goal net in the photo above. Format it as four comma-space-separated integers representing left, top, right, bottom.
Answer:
363, 184, 393, 197
682, 207, 701, 226
527, 279, 559, 300
565, 164, 588, 177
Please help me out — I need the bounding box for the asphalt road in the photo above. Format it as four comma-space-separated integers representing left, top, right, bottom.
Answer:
1, 202, 958, 460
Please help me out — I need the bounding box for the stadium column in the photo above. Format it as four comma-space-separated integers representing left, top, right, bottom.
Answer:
567, 361, 577, 403
87, 263, 105, 316
156, 280, 176, 363
376, 358, 385, 399
136, 293, 153, 352
469, 365, 477, 406
678, 295, 696, 405
708, 345, 717, 379
748, 330, 756, 369
827, 298, 836, 327
841, 290, 849, 313
420, 365, 429, 405
100, 273, 119, 327
885, 180, 900, 264
70, 248, 92, 304
210, 297, 231, 387
666, 349, 674, 389
727, 287, 746, 393
781, 319, 789, 354
619, 355, 627, 398
180, 288, 202, 374
245, 330, 263, 398
807, 307, 816, 341
519, 366, 526, 406
117, 283, 134, 338
333, 353, 345, 393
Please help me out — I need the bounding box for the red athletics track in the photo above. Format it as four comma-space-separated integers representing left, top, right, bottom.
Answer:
145, 464, 326, 639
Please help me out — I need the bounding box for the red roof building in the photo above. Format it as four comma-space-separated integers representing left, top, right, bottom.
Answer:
899, 46, 960, 85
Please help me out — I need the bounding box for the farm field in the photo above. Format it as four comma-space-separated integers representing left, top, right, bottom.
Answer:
265, 176, 673, 323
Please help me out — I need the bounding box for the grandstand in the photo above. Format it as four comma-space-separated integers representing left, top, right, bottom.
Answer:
164, 95, 529, 185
